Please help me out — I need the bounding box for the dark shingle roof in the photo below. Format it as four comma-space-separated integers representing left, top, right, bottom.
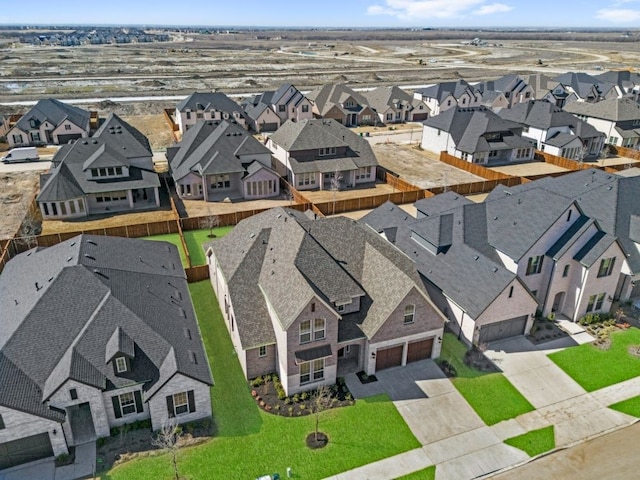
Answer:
0, 235, 213, 421
176, 92, 244, 117
306, 84, 371, 116
14, 98, 90, 132
564, 97, 640, 122
415, 80, 474, 103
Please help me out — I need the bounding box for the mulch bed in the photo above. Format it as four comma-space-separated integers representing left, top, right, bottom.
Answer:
356, 370, 378, 384
306, 432, 328, 449
250, 377, 354, 417
527, 319, 570, 345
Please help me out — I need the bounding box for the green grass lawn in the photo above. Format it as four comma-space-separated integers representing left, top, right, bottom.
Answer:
548, 328, 640, 392
395, 465, 436, 480
105, 281, 420, 480
439, 333, 534, 426
504, 426, 555, 457
609, 395, 640, 417
141, 234, 188, 267
183, 227, 233, 266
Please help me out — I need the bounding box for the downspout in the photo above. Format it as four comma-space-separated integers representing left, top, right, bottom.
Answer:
541, 257, 557, 316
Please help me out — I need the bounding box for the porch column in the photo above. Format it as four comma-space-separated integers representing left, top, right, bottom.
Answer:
351, 170, 356, 188
203, 176, 208, 202
127, 190, 134, 209
154, 187, 160, 207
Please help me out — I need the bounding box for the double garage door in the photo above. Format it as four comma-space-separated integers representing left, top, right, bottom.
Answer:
0, 433, 53, 470
478, 316, 528, 344
376, 338, 434, 371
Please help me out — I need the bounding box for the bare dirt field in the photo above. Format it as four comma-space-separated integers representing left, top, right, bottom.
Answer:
181, 197, 296, 217
120, 113, 175, 151
373, 143, 483, 189
490, 161, 570, 177
0, 171, 39, 240
303, 182, 397, 203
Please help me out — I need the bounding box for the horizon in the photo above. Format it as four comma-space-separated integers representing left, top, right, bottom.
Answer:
2, 0, 640, 29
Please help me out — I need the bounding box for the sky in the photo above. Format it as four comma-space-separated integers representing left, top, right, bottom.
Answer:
3, 0, 640, 28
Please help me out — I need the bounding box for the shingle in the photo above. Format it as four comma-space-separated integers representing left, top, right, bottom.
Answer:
14, 98, 91, 132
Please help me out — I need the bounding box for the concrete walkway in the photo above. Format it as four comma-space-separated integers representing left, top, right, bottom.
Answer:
326, 332, 640, 480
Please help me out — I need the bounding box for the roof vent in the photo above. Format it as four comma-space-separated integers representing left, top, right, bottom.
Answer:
93, 270, 109, 280
493, 216, 498, 220
189, 351, 198, 364
87, 240, 97, 246
82, 140, 89, 145
183, 327, 192, 340
35, 282, 41, 291
474, 255, 480, 261
84, 254, 95, 260
492, 267, 498, 272
92, 140, 98, 144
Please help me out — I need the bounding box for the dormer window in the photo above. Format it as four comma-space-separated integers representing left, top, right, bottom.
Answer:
29, 119, 37, 128
319, 147, 336, 156
115, 356, 127, 373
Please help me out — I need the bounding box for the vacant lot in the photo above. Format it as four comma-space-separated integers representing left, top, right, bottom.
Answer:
181, 196, 296, 218
373, 144, 483, 189
0, 171, 40, 240
303, 181, 396, 203
121, 113, 175, 150
490, 161, 569, 177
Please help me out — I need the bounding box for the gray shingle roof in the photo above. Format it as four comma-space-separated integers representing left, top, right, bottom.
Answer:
564, 97, 640, 122
306, 84, 372, 116
415, 80, 473, 103
14, 98, 91, 132
170, 120, 270, 181
94, 113, 152, 157
553, 72, 616, 100
176, 92, 244, 117
362, 86, 419, 114
0, 235, 213, 421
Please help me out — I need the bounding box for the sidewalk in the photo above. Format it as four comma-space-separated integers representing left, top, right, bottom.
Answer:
326, 332, 640, 480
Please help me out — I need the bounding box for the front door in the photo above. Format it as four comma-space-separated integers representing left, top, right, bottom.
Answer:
68, 402, 96, 445
552, 291, 565, 312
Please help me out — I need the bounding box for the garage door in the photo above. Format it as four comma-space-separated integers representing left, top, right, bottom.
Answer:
56, 133, 82, 144
259, 123, 279, 132
407, 338, 434, 363
412, 113, 429, 121
478, 316, 528, 343
375, 345, 403, 371
0, 433, 53, 470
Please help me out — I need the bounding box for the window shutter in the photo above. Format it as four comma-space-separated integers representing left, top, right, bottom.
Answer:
134, 390, 143, 414
112, 396, 122, 419
187, 390, 196, 413
166, 395, 175, 418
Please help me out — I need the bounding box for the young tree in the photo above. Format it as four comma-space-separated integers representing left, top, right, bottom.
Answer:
151, 420, 183, 480
199, 209, 219, 238
330, 170, 343, 215
311, 385, 332, 443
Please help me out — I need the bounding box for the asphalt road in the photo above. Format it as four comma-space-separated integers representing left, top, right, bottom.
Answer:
490, 422, 640, 480
0, 159, 52, 173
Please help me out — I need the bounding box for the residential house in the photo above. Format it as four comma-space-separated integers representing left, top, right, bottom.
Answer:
167, 120, 280, 202
413, 80, 482, 116
175, 92, 246, 134
266, 118, 378, 190
474, 74, 535, 108
361, 198, 538, 347
594, 70, 640, 97
0, 114, 9, 139
37, 114, 160, 219
521, 73, 578, 108
242, 83, 313, 132
553, 72, 619, 103
496, 100, 605, 160
564, 97, 640, 148
477, 90, 510, 110
6, 99, 95, 147
0, 235, 213, 471
206, 208, 446, 394
486, 168, 640, 314
306, 84, 376, 127
362, 86, 430, 124
421, 106, 534, 165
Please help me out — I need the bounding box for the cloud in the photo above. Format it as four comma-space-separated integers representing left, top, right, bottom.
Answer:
595, 8, 640, 22
367, 0, 512, 20
474, 3, 512, 15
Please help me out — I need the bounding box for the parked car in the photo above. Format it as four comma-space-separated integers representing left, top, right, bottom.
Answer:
1, 147, 40, 163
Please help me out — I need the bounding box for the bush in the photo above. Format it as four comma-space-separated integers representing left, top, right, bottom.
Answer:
300, 392, 309, 401
284, 396, 292, 405
276, 386, 287, 400
251, 376, 264, 387
96, 437, 109, 448
292, 393, 300, 403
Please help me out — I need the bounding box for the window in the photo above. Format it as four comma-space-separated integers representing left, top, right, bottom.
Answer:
69, 201, 76, 214
526, 255, 544, 275
300, 359, 325, 385
404, 304, 415, 324
587, 292, 606, 312
65, 124, 72, 130
29, 119, 37, 128
211, 174, 230, 189
186, 111, 192, 120
115, 356, 127, 373
299, 319, 325, 343
319, 147, 336, 156
508, 286, 514, 298
78, 199, 85, 212
302, 104, 309, 113
59, 202, 67, 215
12, 134, 24, 144
119, 392, 137, 416
597, 258, 616, 278
297, 172, 316, 186
91, 168, 99, 177
278, 104, 286, 112
489, 150, 498, 158
259, 346, 267, 357
563, 265, 570, 277
168, 391, 195, 416
70, 388, 78, 400
386, 113, 393, 121
31, 132, 40, 142
115, 166, 122, 175
311, 302, 315, 312
196, 112, 204, 119
356, 166, 372, 180
525, 92, 531, 98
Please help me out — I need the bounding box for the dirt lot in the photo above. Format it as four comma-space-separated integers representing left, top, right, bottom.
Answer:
181, 197, 297, 217
120, 113, 175, 151
490, 161, 570, 177
0, 171, 40, 240
373, 143, 483, 189
303, 182, 397, 203
332, 203, 417, 220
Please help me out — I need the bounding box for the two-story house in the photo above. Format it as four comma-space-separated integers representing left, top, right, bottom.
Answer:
496, 100, 605, 160
553, 72, 619, 103
564, 97, 640, 149
362, 86, 430, 124
521, 73, 578, 108
594, 70, 640, 96
266, 118, 378, 190
413, 80, 482, 117
421, 106, 534, 165
6, 99, 96, 147
167, 120, 280, 202
242, 83, 313, 132
37, 114, 160, 219
306, 84, 376, 127
175, 92, 246, 134
0, 235, 213, 472
206, 208, 446, 394
474, 74, 535, 108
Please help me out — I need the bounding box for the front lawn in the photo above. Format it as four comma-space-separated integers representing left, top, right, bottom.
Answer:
504, 426, 555, 457
105, 281, 420, 480
439, 333, 534, 426
548, 328, 640, 392
183, 227, 233, 266
395, 465, 436, 480
609, 396, 640, 417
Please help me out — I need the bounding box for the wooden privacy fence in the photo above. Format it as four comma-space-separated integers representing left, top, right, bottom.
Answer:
314, 190, 425, 216
534, 151, 592, 171
185, 264, 210, 283
428, 177, 523, 196
612, 146, 640, 161
439, 151, 514, 180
